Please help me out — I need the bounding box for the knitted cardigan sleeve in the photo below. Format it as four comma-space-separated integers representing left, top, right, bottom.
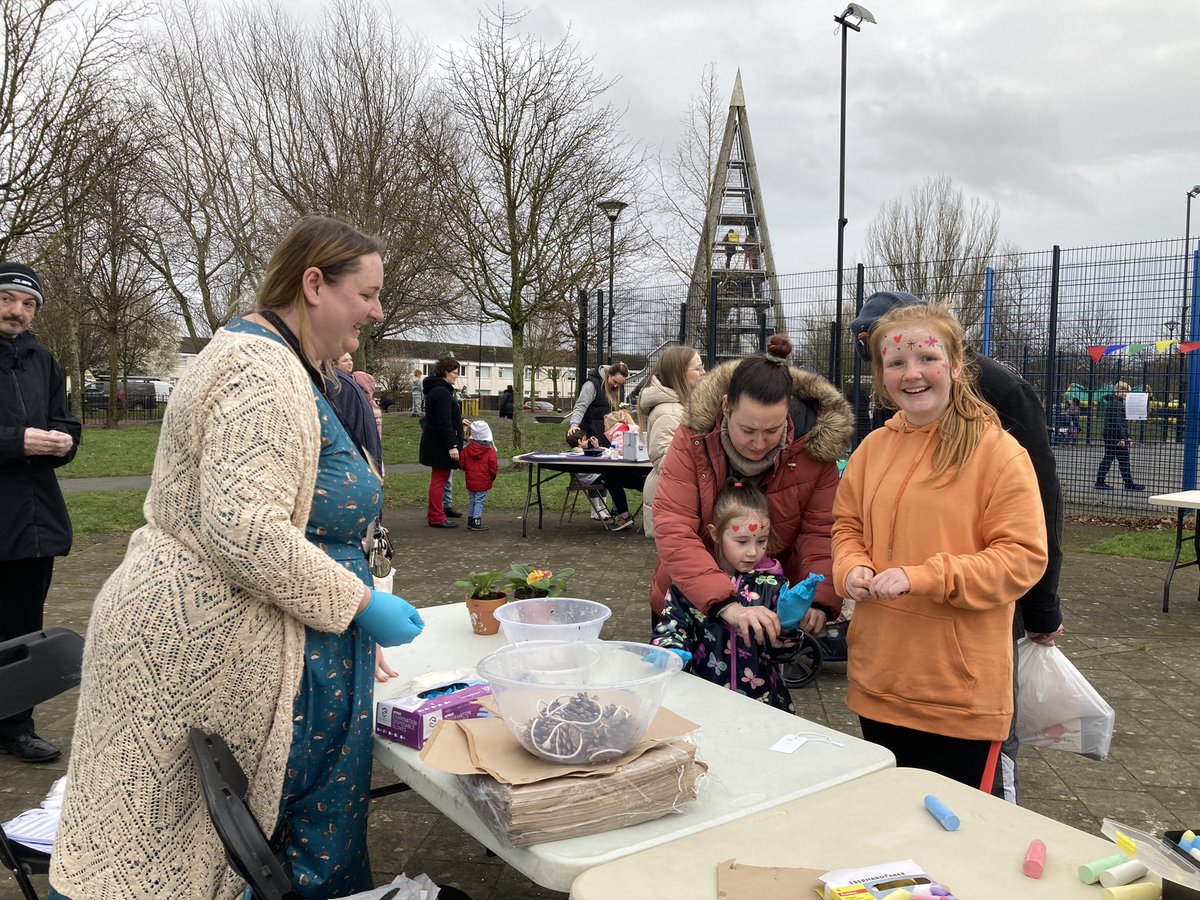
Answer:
163, 336, 364, 631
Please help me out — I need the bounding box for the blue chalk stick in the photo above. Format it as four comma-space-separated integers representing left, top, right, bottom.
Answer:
923, 794, 960, 831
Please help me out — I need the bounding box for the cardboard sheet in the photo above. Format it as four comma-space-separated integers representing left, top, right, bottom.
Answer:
716, 858, 825, 899
420, 706, 699, 785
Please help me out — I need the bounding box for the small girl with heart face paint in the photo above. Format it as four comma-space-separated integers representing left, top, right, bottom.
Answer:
652, 480, 809, 711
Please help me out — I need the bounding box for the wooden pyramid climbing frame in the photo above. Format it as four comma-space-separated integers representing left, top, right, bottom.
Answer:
688, 70, 786, 354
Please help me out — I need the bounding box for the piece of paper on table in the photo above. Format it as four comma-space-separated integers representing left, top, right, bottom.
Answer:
716, 858, 826, 900
769, 734, 809, 753
420, 706, 699, 784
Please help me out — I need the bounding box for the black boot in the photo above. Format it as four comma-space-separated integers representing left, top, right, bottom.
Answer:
444, 507, 464, 518
468, 517, 489, 531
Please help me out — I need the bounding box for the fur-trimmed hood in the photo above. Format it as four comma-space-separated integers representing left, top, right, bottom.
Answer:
685, 360, 852, 464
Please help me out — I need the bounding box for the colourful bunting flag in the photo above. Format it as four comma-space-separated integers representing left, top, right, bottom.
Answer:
1128, 343, 1147, 355
1103, 345, 1125, 357
1181, 342, 1200, 355
1086, 345, 1106, 362
1156, 339, 1178, 353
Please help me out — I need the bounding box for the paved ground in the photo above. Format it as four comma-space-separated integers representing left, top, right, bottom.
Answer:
4, 504, 1200, 899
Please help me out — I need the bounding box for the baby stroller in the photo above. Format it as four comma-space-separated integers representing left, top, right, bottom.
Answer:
780, 619, 849, 688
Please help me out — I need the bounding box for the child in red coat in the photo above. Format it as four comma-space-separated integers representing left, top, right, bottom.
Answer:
461, 420, 498, 531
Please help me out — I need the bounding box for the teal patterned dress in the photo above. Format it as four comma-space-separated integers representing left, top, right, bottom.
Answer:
229, 319, 381, 898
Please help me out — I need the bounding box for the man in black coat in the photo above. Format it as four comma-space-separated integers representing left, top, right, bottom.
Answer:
1094, 381, 1144, 491
0, 262, 81, 763
849, 291, 1063, 803
498, 385, 514, 419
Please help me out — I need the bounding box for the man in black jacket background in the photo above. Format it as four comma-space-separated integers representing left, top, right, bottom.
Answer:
0, 262, 81, 763
850, 290, 1064, 803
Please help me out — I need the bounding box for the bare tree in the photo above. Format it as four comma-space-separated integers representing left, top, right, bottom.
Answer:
864, 174, 1000, 331
137, 0, 267, 346
435, 6, 641, 450
0, 0, 135, 257
648, 64, 722, 288
987, 242, 1050, 362
224, 0, 458, 360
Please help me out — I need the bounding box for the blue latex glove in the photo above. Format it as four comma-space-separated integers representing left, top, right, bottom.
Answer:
356, 590, 424, 647
777, 573, 825, 631
665, 647, 693, 667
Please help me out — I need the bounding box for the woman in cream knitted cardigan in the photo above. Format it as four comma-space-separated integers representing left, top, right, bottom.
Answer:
50, 218, 425, 899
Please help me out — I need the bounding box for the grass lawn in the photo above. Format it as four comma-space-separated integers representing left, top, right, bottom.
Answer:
63, 414, 579, 531
1089, 527, 1197, 563
65, 490, 148, 535
60, 424, 162, 477
60, 415, 1196, 562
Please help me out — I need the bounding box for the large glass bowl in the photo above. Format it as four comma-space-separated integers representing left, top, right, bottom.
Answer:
475, 641, 682, 765
492, 597, 611, 642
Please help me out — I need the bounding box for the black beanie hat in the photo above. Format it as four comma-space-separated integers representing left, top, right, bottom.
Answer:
0, 262, 44, 310
848, 290, 926, 361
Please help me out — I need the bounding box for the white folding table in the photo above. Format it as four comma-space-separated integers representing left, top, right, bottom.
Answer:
569, 767, 1145, 899
1147, 490, 1200, 612
373, 603, 894, 893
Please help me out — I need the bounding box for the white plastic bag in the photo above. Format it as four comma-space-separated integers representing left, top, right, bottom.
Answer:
373, 567, 395, 595
1015, 637, 1115, 760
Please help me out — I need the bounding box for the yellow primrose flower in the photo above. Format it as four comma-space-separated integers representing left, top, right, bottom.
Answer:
527, 569, 552, 585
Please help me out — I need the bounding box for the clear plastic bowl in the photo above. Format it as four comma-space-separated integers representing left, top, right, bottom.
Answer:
475, 640, 682, 765
493, 597, 612, 642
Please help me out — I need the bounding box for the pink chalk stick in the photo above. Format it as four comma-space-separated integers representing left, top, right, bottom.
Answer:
1023, 839, 1047, 878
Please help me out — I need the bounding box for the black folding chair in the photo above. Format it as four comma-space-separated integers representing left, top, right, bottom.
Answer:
0, 627, 84, 900
188, 729, 471, 900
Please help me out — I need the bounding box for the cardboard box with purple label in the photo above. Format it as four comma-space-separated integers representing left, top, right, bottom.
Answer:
376, 678, 492, 749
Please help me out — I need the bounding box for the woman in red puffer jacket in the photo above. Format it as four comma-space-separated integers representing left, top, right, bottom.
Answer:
650, 335, 852, 643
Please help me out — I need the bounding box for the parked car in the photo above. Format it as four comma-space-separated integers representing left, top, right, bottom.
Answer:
523, 400, 558, 412
84, 380, 157, 410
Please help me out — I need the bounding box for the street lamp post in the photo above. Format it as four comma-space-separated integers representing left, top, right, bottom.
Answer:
1179, 185, 1200, 442
832, 4, 875, 391
597, 199, 627, 363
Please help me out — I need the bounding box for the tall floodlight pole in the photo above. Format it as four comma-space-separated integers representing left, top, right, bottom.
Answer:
1180, 185, 1200, 442
832, 3, 875, 390
597, 199, 627, 363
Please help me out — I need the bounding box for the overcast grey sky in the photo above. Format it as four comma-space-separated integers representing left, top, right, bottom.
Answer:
381, 0, 1200, 278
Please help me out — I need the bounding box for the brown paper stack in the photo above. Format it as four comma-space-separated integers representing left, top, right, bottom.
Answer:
419, 708, 706, 846
462, 741, 705, 846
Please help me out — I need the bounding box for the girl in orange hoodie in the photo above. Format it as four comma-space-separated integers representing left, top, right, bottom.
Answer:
832, 302, 1047, 789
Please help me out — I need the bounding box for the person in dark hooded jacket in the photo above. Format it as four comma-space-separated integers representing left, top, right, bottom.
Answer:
498, 385, 514, 419
419, 355, 465, 527
0, 262, 81, 763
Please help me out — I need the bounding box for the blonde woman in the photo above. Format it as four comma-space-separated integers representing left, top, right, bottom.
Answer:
638, 347, 705, 536
832, 302, 1047, 789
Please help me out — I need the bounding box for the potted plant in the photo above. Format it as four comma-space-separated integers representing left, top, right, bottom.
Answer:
505, 564, 576, 600
455, 571, 508, 635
